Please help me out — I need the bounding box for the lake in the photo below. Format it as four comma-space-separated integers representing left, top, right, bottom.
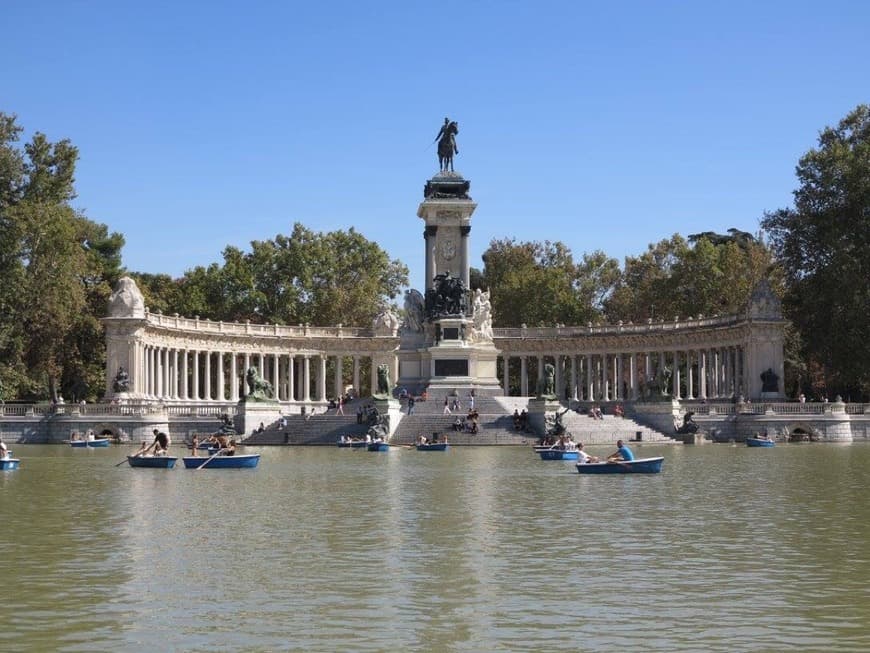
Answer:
1, 442, 869, 652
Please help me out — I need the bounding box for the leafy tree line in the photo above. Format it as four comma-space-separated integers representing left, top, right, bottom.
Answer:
132, 224, 409, 327
1, 105, 866, 402
0, 113, 124, 403
762, 104, 870, 401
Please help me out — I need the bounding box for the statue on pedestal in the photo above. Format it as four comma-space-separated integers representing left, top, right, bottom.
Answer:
425, 271, 468, 318
244, 367, 275, 401
675, 411, 699, 435
435, 117, 459, 172
402, 289, 425, 332
375, 364, 391, 397
761, 368, 779, 393
112, 366, 130, 393
536, 364, 557, 400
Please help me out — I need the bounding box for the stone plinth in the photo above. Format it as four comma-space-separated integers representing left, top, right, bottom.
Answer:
372, 397, 402, 438
526, 398, 564, 436
236, 401, 282, 439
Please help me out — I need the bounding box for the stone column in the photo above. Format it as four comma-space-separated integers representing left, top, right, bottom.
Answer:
154, 348, 163, 399
303, 356, 312, 402
318, 355, 327, 401
672, 350, 681, 399
686, 350, 694, 400
424, 225, 437, 291
520, 357, 528, 396
352, 356, 360, 397
569, 354, 580, 401
370, 357, 378, 398
215, 351, 224, 401
192, 350, 200, 400
537, 355, 544, 395
586, 354, 594, 401
502, 355, 510, 396
614, 354, 622, 401
629, 353, 637, 400
335, 355, 344, 400
204, 351, 212, 401
272, 353, 280, 399
230, 352, 238, 401
554, 355, 563, 399
698, 350, 707, 400
180, 350, 188, 400
288, 355, 295, 402
460, 225, 471, 289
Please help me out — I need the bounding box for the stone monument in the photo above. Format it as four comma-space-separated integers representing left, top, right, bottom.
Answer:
396, 118, 501, 392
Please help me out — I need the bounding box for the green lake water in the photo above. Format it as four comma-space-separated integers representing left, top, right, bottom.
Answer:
1, 442, 869, 652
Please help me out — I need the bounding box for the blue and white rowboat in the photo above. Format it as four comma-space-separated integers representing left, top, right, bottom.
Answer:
576, 456, 664, 474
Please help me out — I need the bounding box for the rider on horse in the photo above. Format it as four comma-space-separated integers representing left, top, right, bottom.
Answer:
436, 117, 459, 172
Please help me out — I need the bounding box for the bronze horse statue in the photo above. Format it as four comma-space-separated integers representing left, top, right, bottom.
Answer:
437, 120, 459, 172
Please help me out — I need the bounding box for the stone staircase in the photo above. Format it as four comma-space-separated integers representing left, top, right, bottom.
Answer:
242, 400, 373, 445
240, 391, 676, 446
391, 389, 529, 445
557, 411, 674, 445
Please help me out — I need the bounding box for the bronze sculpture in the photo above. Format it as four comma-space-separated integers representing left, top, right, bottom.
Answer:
435, 117, 459, 172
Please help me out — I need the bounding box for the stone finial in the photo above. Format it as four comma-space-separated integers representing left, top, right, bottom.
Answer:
747, 279, 782, 319
372, 307, 400, 336
107, 276, 145, 318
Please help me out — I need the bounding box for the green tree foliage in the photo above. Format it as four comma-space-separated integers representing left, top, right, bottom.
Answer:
480, 238, 620, 327
604, 234, 775, 323
144, 223, 408, 326
762, 104, 870, 398
0, 113, 124, 401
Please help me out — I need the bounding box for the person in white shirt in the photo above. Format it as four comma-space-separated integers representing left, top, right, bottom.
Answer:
576, 443, 599, 464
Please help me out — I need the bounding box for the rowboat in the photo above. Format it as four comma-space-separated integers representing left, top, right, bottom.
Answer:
1, 457, 20, 471
181, 454, 260, 469
537, 448, 579, 461
367, 442, 390, 452
337, 439, 368, 448
746, 437, 775, 448
575, 456, 664, 474
70, 438, 111, 448
416, 443, 449, 451
127, 455, 177, 469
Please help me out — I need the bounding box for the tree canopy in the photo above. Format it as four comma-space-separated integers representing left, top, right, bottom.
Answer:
762, 104, 870, 399
480, 238, 620, 327
134, 223, 408, 327
0, 113, 124, 402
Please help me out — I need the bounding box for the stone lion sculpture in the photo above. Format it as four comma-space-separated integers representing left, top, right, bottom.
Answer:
245, 367, 274, 401
108, 276, 145, 318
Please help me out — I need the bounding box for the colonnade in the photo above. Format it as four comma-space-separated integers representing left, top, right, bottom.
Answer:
133, 344, 379, 403
499, 346, 746, 401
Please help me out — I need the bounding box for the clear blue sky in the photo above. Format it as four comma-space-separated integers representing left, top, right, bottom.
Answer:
3, 1, 868, 292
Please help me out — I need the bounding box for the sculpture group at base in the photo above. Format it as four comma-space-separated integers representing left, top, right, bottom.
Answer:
425, 271, 468, 318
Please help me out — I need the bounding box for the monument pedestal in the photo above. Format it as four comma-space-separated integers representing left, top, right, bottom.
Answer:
371, 397, 402, 438
526, 398, 563, 436
236, 401, 282, 439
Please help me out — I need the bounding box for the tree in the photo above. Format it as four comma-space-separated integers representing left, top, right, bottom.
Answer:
604, 234, 776, 324
0, 112, 124, 401
762, 104, 870, 398
481, 238, 619, 327
147, 223, 408, 327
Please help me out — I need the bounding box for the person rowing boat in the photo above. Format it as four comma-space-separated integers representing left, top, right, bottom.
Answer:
138, 429, 171, 457
607, 439, 634, 462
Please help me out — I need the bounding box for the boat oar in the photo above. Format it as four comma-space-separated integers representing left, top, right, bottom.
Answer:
196, 448, 225, 470
115, 446, 147, 466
